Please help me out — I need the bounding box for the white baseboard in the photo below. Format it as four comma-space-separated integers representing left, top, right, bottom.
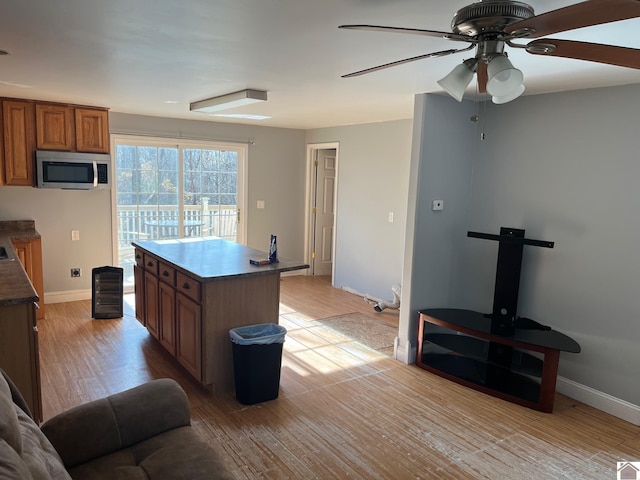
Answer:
556, 376, 640, 426
45, 289, 92, 304
394, 338, 415, 364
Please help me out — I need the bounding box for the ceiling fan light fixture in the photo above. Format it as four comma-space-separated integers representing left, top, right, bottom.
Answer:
492, 83, 525, 104
437, 59, 476, 102
486, 55, 524, 97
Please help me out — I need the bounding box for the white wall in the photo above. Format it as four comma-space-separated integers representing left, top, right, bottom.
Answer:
405, 84, 640, 407
0, 113, 307, 298
306, 119, 412, 300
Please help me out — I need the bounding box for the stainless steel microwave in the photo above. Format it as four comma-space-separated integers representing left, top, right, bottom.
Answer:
35, 151, 112, 189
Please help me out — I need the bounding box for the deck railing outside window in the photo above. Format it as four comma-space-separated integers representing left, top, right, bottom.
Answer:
117, 203, 237, 285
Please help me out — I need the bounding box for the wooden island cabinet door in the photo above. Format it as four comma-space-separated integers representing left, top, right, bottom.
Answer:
133, 265, 145, 325
176, 292, 202, 381
144, 271, 160, 340
159, 281, 176, 355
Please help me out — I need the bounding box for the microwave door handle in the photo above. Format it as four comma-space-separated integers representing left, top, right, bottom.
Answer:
92, 161, 98, 187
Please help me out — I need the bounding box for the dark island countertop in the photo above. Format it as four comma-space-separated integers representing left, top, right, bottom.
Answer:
132, 237, 309, 280
0, 221, 40, 305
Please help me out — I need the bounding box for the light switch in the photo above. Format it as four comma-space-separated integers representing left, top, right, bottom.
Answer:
257, 200, 265, 209
71, 230, 80, 241
388, 212, 394, 223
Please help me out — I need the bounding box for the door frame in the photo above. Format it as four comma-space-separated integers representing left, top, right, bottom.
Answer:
304, 142, 339, 283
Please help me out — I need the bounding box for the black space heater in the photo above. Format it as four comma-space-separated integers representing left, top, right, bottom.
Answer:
91, 266, 124, 319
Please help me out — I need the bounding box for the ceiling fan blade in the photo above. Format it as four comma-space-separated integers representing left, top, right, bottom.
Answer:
342, 46, 472, 78
339, 24, 474, 43
477, 62, 488, 93
506, 0, 640, 38
526, 39, 640, 70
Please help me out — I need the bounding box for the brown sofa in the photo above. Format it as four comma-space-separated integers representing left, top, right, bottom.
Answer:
0, 369, 233, 479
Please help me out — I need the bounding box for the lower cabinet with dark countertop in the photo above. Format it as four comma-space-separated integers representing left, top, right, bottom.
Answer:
0, 220, 44, 422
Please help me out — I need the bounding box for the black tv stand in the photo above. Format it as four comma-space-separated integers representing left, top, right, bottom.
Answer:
417, 309, 580, 412
415, 227, 580, 412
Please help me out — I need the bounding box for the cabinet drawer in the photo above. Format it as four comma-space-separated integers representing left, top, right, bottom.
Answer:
158, 261, 176, 286
143, 253, 158, 275
176, 272, 201, 303
134, 249, 144, 268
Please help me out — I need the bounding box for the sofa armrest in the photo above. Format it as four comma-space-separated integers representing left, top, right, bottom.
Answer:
41, 378, 191, 468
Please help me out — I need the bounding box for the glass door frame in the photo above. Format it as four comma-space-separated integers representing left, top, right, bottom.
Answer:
110, 134, 248, 291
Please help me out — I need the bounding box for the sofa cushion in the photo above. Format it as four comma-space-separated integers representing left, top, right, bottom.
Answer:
0, 372, 71, 480
0, 372, 22, 454
67, 427, 234, 480
0, 438, 32, 479
16, 407, 72, 480
42, 379, 192, 469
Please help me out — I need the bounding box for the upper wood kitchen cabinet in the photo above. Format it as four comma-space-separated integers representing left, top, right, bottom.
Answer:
0, 99, 36, 186
75, 107, 109, 154
35, 104, 73, 151
0, 98, 110, 187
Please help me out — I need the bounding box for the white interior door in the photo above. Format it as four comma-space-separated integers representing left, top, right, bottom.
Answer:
311, 148, 336, 276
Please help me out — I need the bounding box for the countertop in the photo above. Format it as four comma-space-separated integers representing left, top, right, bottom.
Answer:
0, 221, 40, 305
133, 237, 308, 280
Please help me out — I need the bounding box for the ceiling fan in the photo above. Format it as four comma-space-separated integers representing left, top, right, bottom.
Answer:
340, 0, 640, 104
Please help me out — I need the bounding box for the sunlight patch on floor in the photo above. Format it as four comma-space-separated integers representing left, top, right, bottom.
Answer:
278, 306, 389, 378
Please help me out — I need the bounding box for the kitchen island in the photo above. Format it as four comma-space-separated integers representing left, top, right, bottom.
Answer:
132, 237, 308, 393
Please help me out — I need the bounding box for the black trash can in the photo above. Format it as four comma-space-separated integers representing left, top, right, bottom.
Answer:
229, 323, 287, 405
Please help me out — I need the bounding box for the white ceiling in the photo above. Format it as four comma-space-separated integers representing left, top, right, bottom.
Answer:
1, 0, 639, 130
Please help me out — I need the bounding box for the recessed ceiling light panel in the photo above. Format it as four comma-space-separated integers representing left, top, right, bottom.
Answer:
190, 89, 267, 113
212, 113, 271, 120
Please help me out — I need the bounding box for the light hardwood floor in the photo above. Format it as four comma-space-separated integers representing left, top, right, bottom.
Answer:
39, 275, 638, 479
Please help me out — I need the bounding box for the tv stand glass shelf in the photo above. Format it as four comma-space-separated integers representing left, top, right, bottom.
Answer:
417, 308, 580, 412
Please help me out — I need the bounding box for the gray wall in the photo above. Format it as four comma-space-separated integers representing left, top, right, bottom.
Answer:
405, 84, 640, 405
0, 187, 112, 294
0, 113, 307, 296
464, 84, 640, 405
306, 119, 413, 300
398, 94, 477, 357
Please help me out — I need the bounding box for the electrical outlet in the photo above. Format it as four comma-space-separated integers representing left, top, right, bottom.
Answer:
70, 268, 81, 278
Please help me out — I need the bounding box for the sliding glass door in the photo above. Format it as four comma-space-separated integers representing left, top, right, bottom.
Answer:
112, 136, 246, 287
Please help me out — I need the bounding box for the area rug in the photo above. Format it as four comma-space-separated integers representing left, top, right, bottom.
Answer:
316, 312, 397, 355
